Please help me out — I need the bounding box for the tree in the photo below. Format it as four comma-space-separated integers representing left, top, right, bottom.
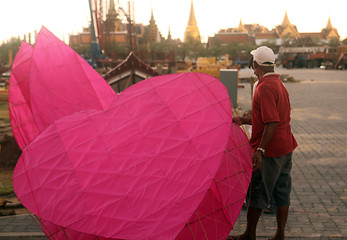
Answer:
328, 38, 341, 48
104, 41, 128, 60
0, 37, 22, 65
258, 39, 277, 50
206, 38, 225, 57
179, 38, 205, 62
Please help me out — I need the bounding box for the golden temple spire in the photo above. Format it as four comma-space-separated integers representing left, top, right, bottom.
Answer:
281, 10, 292, 27
184, 0, 200, 42
326, 16, 333, 29
187, 0, 197, 27
151, 6, 155, 21
237, 18, 248, 33
239, 19, 243, 28
168, 25, 172, 40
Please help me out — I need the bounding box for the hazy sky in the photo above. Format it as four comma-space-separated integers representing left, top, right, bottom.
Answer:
1, 0, 346, 43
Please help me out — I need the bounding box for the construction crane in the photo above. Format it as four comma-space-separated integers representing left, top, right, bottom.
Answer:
88, 0, 104, 67
87, 0, 136, 64
116, 0, 136, 52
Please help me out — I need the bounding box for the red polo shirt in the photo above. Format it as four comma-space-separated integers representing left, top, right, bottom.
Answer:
250, 73, 297, 157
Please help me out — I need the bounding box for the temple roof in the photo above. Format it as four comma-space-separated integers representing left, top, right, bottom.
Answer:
276, 10, 300, 38
103, 51, 159, 93
321, 17, 340, 39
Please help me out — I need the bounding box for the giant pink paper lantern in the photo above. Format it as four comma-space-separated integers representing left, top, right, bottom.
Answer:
11, 27, 252, 240
9, 27, 115, 150
8, 41, 39, 150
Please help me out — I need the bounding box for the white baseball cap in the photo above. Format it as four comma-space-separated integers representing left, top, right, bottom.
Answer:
250, 46, 275, 66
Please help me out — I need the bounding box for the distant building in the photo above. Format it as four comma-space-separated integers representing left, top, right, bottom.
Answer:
184, 0, 201, 42
294, 17, 340, 42
234, 19, 248, 33
69, 27, 95, 47
208, 32, 255, 46
254, 32, 282, 46
69, 1, 163, 58
101, 0, 128, 47
321, 17, 340, 40
275, 10, 300, 38
208, 11, 341, 47
143, 8, 163, 44
69, 0, 128, 49
277, 15, 342, 68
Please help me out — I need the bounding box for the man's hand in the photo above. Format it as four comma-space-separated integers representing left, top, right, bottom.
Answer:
232, 116, 252, 125
252, 150, 262, 171
252, 122, 278, 171
232, 117, 243, 125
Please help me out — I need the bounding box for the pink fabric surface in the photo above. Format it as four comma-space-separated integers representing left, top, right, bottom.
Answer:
11, 27, 252, 240
9, 41, 39, 150
30, 27, 114, 131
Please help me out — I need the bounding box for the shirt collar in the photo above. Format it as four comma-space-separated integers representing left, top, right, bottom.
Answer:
258, 72, 279, 85
263, 72, 277, 77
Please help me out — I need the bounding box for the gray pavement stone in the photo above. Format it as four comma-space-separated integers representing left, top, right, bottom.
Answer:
0, 215, 46, 239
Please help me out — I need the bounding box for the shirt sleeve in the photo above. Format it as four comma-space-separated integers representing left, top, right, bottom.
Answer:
259, 86, 280, 124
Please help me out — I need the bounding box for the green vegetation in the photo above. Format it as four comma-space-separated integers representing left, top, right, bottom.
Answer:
0, 101, 16, 197
0, 168, 14, 196
0, 101, 9, 120
0, 37, 22, 65
328, 38, 341, 47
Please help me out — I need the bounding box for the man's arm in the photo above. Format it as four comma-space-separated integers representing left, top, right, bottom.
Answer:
253, 122, 278, 171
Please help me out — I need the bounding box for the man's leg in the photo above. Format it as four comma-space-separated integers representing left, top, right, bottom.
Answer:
228, 207, 262, 240
229, 156, 275, 240
270, 152, 292, 240
245, 206, 262, 239
269, 206, 289, 240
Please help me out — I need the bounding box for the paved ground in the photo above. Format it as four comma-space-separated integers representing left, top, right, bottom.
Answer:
0, 68, 346, 239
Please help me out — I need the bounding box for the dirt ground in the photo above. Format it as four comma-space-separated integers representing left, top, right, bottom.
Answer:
0, 100, 21, 168
0, 134, 21, 169
0, 119, 24, 215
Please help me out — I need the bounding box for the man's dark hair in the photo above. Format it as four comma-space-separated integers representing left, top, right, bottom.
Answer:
252, 61, 274, 72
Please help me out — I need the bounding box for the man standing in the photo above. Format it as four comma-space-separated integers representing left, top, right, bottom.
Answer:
230, 46, 297, 240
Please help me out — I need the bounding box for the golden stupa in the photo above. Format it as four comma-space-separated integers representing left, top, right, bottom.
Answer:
184, 0, 201, 42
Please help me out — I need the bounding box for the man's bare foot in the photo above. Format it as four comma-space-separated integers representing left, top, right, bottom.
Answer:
268, 232, 284, 240
227, 233, 255, 240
